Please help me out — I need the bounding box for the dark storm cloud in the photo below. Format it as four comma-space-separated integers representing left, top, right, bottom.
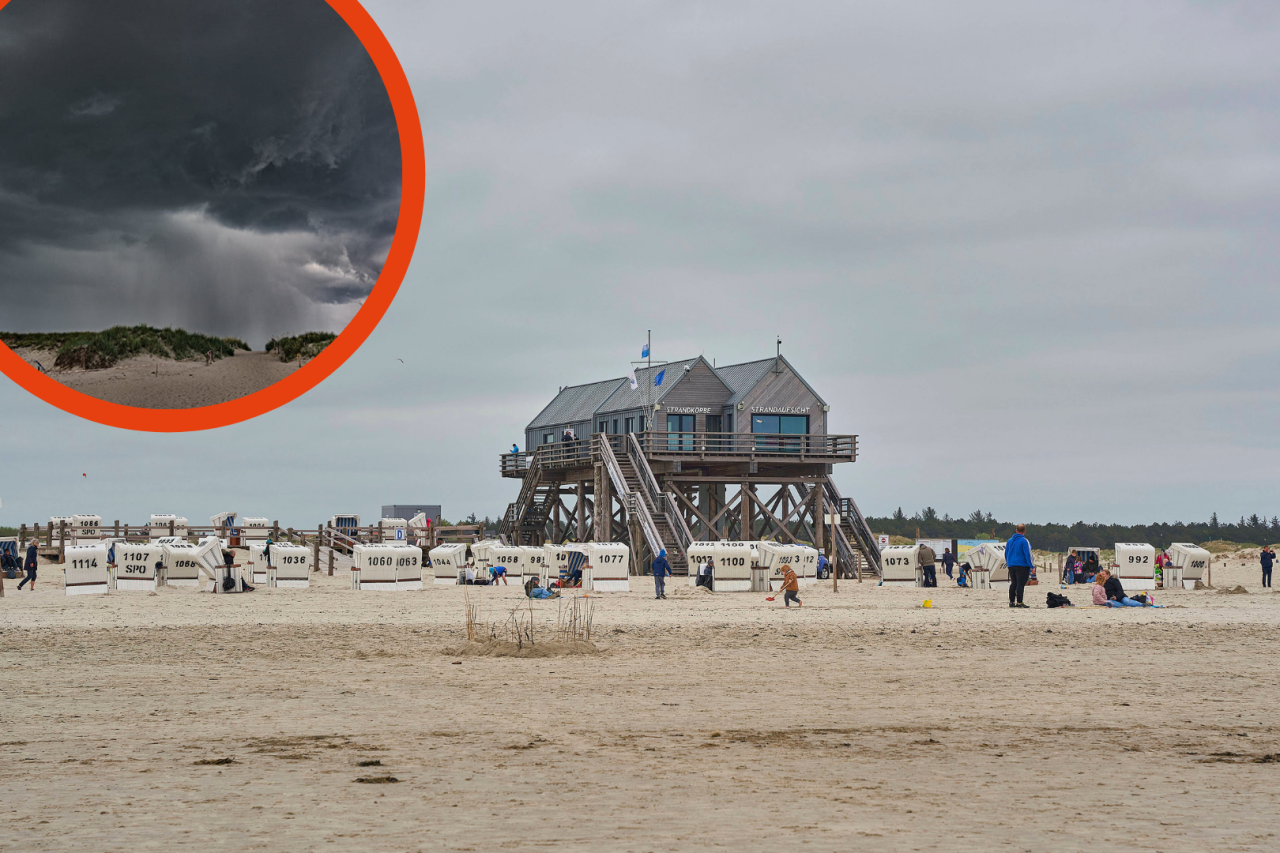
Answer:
0, 0, 401, 339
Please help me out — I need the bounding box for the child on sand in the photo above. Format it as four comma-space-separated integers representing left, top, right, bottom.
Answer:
780, 563, 801, 607
1091, 573, 1108, 606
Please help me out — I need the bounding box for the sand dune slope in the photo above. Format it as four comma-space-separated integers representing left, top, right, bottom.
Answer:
14, 349, 299, 408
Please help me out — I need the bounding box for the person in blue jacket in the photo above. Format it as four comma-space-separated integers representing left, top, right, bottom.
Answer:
1261, 546, 1275, 589
1005, 524, 1034, 608
941, 547, 956, 580
18, 539, 39, 591
652, 549, 671, 600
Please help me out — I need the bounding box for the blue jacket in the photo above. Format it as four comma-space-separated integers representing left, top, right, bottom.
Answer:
652, 555, 671, 578
1005, 533, 1033, 568
1262, 550, 1275, 570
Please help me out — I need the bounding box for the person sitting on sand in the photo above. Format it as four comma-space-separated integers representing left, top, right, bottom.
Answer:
0, 547, 17, 578
1091, 573, 1110, 606
780, 562, 801, 607
1099, 569, 1147, 607
957, 562, 970, 588
696, 558, 713, 589
524, 576, 558, 599
1081, 553, 1100, 582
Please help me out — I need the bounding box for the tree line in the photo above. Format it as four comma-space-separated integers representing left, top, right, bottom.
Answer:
867, 508, 1278, 552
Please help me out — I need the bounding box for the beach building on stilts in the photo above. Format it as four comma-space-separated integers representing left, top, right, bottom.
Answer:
498, 348, 881, 581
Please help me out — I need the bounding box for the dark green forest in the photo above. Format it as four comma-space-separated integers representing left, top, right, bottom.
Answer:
867, 508, 1277, 552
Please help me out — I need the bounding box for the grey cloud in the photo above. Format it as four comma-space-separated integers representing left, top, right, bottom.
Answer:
0, 0, 400, 342
66, 93, 121, 118
2, 0, 1279, 531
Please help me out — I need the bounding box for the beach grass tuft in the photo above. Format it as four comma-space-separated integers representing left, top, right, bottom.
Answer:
265, 331, 337, 363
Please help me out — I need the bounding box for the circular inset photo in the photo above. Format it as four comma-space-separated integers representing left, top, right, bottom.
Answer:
0, 0, 423, 430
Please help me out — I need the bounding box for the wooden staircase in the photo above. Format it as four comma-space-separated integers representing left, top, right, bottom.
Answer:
606, 443, 688, 575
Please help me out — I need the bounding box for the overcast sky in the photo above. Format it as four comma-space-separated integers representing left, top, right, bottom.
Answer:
2, 0, 1279, 533
0, 0, 399, 347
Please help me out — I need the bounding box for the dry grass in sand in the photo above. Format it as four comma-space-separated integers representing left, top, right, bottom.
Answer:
445, 584, 599, 657
2, 555, 1279, 851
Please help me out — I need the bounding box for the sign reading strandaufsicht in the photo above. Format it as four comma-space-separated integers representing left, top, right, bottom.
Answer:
751, 406, 810, 414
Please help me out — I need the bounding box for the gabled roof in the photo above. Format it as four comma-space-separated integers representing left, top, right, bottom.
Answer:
776, 353, 828, 407
714, 358, 778, 406
716, 354, 827, 407
526, 353, 825, 430
597, 357, 703, 414
526, 377, 626, 430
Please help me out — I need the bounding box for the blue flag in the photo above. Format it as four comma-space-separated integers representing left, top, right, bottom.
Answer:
653, 369, 665, 387
641, 342, 650, 358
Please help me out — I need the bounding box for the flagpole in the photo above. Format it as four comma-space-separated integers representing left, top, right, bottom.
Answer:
633, 333, 665, 436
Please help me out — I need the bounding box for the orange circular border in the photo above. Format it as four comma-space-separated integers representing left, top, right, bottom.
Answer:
0, 0, 425, 432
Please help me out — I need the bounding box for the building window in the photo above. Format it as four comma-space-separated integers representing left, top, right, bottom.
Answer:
612, 419, 619, 434
667, 414, 694, 451
752, 414, 807, 452
638, 415, 645, 432
598, 420, 608, 434
543, 433, 553, 446
624, 417, 635, 433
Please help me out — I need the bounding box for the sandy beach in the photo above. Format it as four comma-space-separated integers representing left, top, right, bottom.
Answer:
11, 348, 299, 409
1, 552, 1278, 852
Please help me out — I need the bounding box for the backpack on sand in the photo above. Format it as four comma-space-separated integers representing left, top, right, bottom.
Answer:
1046, 592, 1074, 608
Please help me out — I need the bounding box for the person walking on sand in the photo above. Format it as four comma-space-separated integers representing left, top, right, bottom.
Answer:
652, 549, 671, 600
942, 547, 956, 580
780, 562, 801, 607
1005, 524, 1033, 608
918, 543, 937, 587
18, 538, 38, 591
1261, 546, 1275, 589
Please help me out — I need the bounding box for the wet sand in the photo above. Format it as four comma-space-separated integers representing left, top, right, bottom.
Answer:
11, 348, 298, 408
1, 555, 1278, 851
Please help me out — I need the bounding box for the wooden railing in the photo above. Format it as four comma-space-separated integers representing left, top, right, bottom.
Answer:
501, 431, 857, 476
500, 451, 534, 476
634, 431, 856, 461
598, 435, 665, 562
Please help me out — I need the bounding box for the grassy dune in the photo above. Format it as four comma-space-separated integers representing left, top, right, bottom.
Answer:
0, 326, 250, 370
265, 331, 337, 362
